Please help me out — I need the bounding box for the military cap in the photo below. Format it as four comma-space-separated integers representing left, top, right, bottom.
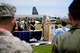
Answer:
0, 3, 16, 17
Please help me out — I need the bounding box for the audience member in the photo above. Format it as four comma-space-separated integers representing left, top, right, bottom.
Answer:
0, 3, 33, 53
52, 21, 69, 43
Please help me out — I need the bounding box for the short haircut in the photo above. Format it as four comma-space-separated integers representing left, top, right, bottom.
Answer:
55, 25, 58, 29
62, 21, 67, 26
0, 16, 14, 20
69, 0, 80, 20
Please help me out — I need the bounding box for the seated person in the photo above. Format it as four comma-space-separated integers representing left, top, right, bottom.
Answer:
52, 21, 69, 43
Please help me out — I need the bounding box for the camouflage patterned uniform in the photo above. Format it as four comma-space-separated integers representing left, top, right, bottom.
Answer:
52, 24, 80, 53
0, 29, 33, 53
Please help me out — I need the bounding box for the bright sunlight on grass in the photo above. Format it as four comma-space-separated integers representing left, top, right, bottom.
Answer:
35, 24, 42, 30
32, 44, 52, 53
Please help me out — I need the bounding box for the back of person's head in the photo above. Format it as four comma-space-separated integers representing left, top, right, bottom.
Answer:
69, 0, 80, 20
55, 25, 58, 29
62, 21, 67, 26
0, 3, 16, 32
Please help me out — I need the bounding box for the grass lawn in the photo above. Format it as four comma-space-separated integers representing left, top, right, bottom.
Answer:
32, 44, 52, 53
35, 24, 42, 30
35, 24, 72, 30
32, 24, 72, 53
66, 24, 72, 29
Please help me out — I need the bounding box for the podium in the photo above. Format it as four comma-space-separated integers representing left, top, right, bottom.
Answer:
43, 22, 55, 41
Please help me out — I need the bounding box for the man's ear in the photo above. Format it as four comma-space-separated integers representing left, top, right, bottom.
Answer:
11, 18, 15, 25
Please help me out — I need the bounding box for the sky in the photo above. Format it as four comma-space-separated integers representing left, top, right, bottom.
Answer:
0, 0, 73, 17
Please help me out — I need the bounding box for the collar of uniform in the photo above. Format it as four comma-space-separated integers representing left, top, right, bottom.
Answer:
69, 24, 80, 31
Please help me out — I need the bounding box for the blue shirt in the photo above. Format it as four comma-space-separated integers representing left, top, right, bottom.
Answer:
52, 26, 69, 43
